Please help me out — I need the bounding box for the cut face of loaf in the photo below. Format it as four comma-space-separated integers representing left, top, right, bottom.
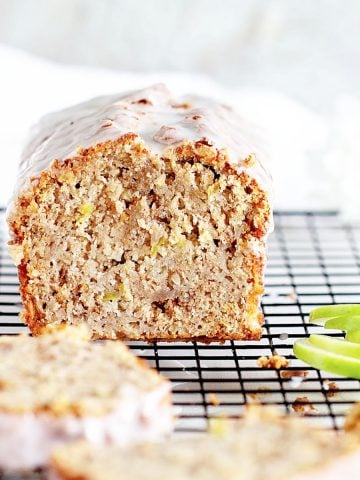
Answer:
8, 85, 272, 341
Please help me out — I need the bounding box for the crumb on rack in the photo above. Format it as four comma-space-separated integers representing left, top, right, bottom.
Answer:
324, 380, 339, 398
257, 354, 289, 369
286, 291, 298, 302
208, 393, 221, 406
292, 396, 317, 415
247, 386, 271, 403
281, 370, 309, 379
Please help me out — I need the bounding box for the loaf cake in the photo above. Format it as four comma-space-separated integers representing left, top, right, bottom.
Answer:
8, 84, 272, 341
50, 407, 359, 480
0, 326, 172, 472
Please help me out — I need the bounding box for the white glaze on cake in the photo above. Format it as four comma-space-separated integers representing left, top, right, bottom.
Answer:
14, 84, 272, 202
0, 382, 172, 471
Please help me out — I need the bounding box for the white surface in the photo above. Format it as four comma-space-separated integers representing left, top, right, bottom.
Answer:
0, 43, 359, 219
1, 0, 359, 113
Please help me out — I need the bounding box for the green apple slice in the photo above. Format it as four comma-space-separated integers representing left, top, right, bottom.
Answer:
346, 330, 360, 344
309, 334, 360, 359
293, 338, 360, 379
309, 304, 360, 325
325, 315, 360, 332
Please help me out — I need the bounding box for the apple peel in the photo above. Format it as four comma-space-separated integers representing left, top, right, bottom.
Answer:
309, 304, 360, 326
294, 337, 360, 379
346, 330, 360, 343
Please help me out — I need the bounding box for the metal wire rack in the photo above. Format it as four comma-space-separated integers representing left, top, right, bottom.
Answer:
1, 210, 359, 434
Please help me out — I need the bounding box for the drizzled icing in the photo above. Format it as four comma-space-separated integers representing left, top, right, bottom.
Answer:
15, 84, 272, 199
0, 382, 172, 471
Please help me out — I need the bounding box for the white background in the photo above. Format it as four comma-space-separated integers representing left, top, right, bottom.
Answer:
0, 0, 360, 219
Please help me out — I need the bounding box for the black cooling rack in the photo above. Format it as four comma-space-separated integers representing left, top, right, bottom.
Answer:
1, 210, 359, 433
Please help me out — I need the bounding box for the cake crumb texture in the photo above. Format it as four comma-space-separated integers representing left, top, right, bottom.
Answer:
9, 138, 270, 341
0, 326, 167, 416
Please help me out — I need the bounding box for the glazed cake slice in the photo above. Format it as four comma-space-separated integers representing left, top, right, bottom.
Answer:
8, 84, 272, 341
50, 408, 359, 480
0, 327, 172, 472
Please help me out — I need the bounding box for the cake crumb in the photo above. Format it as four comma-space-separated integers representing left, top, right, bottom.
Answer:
292, 396, 317, 415
247, 387, 270, 403
208, 393, 221, 406
257, 354, 289, 369
286, 291, 298, 302
324, 380, 339, 398
281, 370, 308, 379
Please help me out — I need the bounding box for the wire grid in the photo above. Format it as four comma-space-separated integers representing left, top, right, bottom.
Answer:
0, 210, 359, 433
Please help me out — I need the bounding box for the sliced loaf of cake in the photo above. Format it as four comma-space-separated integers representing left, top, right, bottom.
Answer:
8, 84, 272, 341
0, 326, 172, 472
50, 407, 359, 480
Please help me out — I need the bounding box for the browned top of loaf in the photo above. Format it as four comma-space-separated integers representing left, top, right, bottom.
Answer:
0, 326, 165, 416
51, 407, 358, 480
14, 84, 271, 202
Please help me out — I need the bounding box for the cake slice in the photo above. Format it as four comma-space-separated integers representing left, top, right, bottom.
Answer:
8, 84, 272, 342
50, 407, 359, 480
0, 326, 172, 472
345, 402, 360, 438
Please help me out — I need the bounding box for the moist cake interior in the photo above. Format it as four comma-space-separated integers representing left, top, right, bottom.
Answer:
11, 138, 269, 341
